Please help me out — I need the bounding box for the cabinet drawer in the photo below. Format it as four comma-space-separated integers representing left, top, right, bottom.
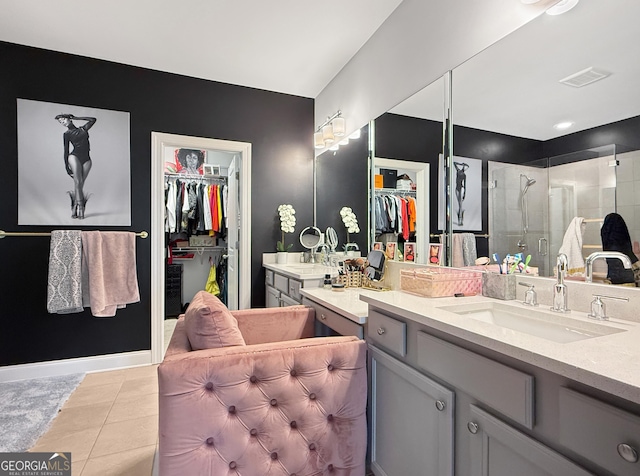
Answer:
559, 387, 640, 476
288, 278, 302, 301
274, 273, 288, 293
306, 299, 363, 338
265, 269, 274, 286
417, 331, 534, 429
367, 310, 406, 357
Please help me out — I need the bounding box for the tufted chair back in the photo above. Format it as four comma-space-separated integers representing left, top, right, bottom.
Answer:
158, 305, 368, 476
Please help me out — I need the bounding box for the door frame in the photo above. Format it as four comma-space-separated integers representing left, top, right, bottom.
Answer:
373, 157, 429, 263
150, 132, 252, 363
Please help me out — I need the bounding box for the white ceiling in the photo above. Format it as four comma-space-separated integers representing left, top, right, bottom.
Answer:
0, 0, 402, 98
389, 0, 640, 141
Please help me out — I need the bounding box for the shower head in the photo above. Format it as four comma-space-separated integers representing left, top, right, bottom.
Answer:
520, 174, 536, 195
520, 174, 536, 187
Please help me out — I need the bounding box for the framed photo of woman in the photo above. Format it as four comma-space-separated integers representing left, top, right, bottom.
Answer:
385, 242, 397, 261
429, 243, 443, 265
403, 242, 416, 262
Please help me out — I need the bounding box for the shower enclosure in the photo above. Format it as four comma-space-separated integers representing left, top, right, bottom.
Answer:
489, 144, 638, 277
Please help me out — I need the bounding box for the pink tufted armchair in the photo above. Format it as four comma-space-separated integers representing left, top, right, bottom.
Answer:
158, 297, 368, 476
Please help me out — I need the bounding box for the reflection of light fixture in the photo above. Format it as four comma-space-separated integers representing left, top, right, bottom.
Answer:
349, 128, 361, 140
553, 121, 574, 130
339, 137, 350, 146
546, 0, 579, 15
520, 0, 541, 4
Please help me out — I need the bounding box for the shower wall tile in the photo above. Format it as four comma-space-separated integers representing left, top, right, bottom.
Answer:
616, 181, 633, 205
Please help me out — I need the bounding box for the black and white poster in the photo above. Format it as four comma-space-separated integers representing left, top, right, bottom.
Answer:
438, 154, 482, 231
17, 99, 131, 225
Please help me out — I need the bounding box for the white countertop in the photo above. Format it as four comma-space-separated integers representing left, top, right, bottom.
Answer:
360, 291, 640, 405
263, 262, 338, 281
300, 287, 372, 324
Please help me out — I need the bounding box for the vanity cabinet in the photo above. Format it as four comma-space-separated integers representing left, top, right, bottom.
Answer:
302, 297, 364, 338
369, 345, 454, 476
364, 305, 632, 476
467, 404, 593, 476
264, 267, 321, 307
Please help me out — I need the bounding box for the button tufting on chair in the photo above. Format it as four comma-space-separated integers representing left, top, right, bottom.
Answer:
158, 304, 367, 476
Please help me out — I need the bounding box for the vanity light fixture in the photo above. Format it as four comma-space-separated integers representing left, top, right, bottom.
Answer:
546, 0, 579, 15
314, 110, 344, 149
553, 121, 574, 130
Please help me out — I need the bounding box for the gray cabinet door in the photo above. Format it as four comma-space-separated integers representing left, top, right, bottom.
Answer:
265, 285, 280, 308
468, 405, 594, 476
369, 345, 454, 476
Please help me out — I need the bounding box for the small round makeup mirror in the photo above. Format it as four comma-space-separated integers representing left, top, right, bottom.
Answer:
300, 226, 323, 248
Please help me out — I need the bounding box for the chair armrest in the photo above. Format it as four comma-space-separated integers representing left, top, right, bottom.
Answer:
231, 305, 315, 344
158, 336, 367, 476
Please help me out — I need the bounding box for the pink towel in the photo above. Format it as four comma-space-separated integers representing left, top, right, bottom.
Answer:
81, 231, 140, 317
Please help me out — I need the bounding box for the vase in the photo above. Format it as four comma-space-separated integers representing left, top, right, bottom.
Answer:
276, 252, 288, 264
344, 243, 359, 257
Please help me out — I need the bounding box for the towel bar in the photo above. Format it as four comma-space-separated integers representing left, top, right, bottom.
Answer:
0, 230, 148, 239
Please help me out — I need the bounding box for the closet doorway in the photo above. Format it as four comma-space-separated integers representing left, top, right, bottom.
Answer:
151, 132, 252, 363
372, 157, 429, 263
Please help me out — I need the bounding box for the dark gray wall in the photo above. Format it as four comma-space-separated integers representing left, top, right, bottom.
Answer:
0, 41, 314, 366
316, 126, 370, 253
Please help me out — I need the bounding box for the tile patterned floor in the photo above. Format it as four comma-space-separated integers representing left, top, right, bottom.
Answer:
29, 319, 179, 476
30, 365, 159, 475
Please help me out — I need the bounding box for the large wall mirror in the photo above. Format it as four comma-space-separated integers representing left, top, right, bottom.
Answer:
316, 0, 640, 289
451, 0, 640, 285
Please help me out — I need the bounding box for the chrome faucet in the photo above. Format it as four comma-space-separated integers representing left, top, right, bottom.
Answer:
551, 253, 569, 313
317, 244, 331, 266
584, 251, 632, 283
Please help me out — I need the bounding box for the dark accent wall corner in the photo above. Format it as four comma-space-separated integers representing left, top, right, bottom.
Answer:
0, 41, 314, 367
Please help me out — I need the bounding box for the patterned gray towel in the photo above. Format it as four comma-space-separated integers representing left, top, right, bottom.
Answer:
47, 230, 84, 314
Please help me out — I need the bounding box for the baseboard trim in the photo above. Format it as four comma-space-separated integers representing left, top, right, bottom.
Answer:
0, 350, 153, 382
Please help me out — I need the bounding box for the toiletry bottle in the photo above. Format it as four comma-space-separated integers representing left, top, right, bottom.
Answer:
324, 274, 332, 290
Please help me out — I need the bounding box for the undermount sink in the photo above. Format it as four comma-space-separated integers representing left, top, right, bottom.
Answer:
284, 265, 333, 275
437, 302, 626, 343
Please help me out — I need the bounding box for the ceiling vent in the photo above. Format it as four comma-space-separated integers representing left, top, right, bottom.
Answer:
559, 67, 610, 88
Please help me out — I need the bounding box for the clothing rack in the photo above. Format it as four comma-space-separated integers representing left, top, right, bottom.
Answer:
583, 218, 604, 223
165, 173, 225, 182
430, 233, 490, 238
0, 230, 149, 239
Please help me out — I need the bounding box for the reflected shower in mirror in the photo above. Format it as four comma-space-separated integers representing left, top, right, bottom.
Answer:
452, 0, 640, 283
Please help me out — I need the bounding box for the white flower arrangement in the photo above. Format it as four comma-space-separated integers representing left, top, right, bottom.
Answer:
340, 206, 360, 243
277, 204, 296, 251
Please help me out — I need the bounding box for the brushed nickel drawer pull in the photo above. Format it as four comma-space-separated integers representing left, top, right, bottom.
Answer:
467, 422, 479, 434
617, 443, 639, 463
320, 314, 327, 320
377, 327, 385, 335
435, 400, 446, 411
